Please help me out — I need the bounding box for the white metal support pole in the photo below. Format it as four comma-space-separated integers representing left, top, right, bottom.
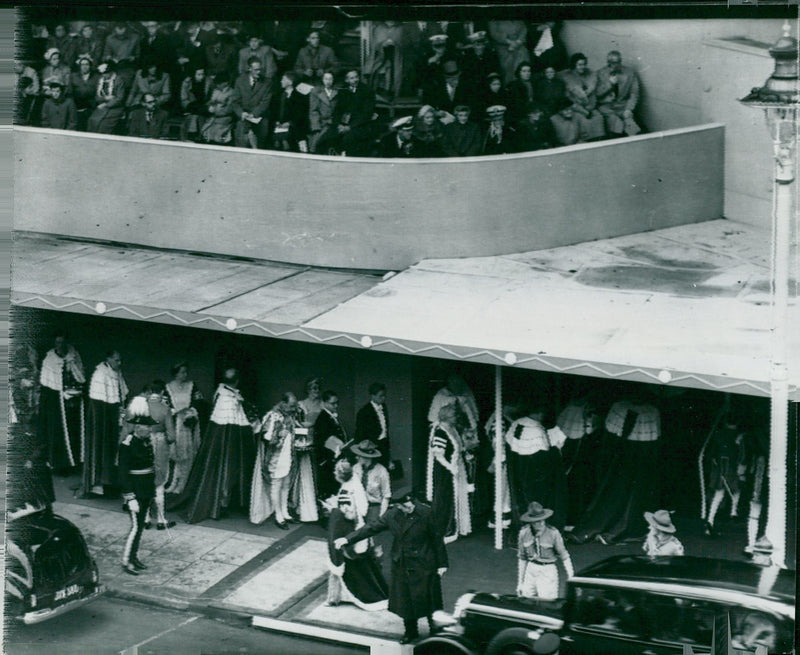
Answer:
765, 126, 794, 569
494, 365, 503, 550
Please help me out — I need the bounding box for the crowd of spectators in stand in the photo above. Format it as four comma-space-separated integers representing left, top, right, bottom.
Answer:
16, 19, 644, 156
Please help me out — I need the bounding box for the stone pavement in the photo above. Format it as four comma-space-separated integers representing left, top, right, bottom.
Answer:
51, 472, 758, 652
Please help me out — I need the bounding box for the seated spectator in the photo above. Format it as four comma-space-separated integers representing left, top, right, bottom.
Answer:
596, 50, 641, 137
127, 61, 171, 109
560, 53, 606, 141
200, 72, 235, 145
505, 61, 535, 126
14, 61, 40, 124
238, 34, 278, 86
460, 31, 501, 97
378, 116, 421, 158
442, 104, 482, 157
75, 24, 104, 68
140, 22, 171, 73
550, 97, 589, 146
128, 92, 168, 139
479, 72, 510, 119
328, 69, 377, 157
482, 105, 520, 155
519, 102, 555, 151
42, 48, 72, 96
102, 23, 140, 68
423, 58, 475, 118
40, 80, 77, 130
70, 54, 98, 131
294, 30, 339, 87
533, 65, 567, 117
87, 62, 128, 134
413, 104, 445, 157
46, 24, 77, 72
270, 71, 309, 152
232, 57, 273, 148
308, 70, 338, 154
204, 30, 238, 81
180, 66, 213, 142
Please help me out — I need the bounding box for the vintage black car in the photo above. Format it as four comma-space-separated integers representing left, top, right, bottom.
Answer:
5, 509, 104, 624
415, 556, 795, 655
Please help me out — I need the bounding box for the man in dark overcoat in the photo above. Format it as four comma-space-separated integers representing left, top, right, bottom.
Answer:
335, 492, 448, 644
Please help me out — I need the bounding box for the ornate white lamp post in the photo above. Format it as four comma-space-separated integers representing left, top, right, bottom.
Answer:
740, 22, 799, 570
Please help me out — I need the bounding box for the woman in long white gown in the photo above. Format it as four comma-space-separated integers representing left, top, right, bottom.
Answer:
292, 377, 323, 522
164, 362, 202, 495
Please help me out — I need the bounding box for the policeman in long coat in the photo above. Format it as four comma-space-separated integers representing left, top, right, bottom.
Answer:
335, 492, 448, 644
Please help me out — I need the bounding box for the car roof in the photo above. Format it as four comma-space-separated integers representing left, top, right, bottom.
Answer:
7, 512, 84, 550
574, 556, 795, 603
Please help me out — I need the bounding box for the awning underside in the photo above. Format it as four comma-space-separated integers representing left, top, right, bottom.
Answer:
12, 220, 799, 399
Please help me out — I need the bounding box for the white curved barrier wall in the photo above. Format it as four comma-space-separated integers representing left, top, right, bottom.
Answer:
15, 124, 724, 270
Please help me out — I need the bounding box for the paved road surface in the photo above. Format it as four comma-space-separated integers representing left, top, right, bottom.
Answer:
4, 596, 367, 655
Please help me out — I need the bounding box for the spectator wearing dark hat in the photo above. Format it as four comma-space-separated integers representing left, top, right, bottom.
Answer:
442, 104, 482, 157
102, 23, 140, 67
423, 58, 476, 117
87, 62, 129, 133
71, 54, 99, 130
334, 491, 448, 644
482, 105, 520, 155
232, 56, 273, 149
308, 70, 338, 154
416, 34, 453, 98
40, 80, 77, 130
270, 71, 309, 152
238, 34, 278, 85
294, 30, 339, 87
180, 66, 213, 141
204, 30, 238, 80
75, 24, 104, 68
517, 501, 574, 600
560, 53, 606, 141
128, 92, 168, 139
596, 50, 641, 137
127, 61, 171, 109
460, 31, 501, 96
550, 97, 590, 147
519, 102, 555, 151
379, 116, 420, 158
506, 61, 536, 127
330, 69, 377, 157
478, 72, 510, 119
42, 48, 72, 96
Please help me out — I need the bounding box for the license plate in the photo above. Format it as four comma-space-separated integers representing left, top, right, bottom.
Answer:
54, 584, 82, 602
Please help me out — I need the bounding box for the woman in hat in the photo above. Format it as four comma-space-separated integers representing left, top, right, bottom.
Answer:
643, 510, 684, 557
119, 396, 158, 575
517, 501, 574, 600
328, 459, 368, 522
87, 61, 129, 134
46, 24, 77, 72
352, 440, 392, 524
427, 403, 472, 544
42, 48, 72, 96
71, 54, 99, 131
326, 489, 389, 610
478, 72, 510, 120
559, 53, 606, 141
413, 105, 445, 157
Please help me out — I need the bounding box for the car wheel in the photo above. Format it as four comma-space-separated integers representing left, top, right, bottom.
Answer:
485, 627, 537, 655
414, 641, 473, 655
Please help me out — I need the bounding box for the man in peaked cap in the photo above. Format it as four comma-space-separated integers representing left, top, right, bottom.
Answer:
379, 115, 420, 158
119, 396, 158, 576
482, 104, 521, 155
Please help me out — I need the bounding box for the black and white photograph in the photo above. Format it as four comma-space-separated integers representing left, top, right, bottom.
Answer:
7, 3, 798, 655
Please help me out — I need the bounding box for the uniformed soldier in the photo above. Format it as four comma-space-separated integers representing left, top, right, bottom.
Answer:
119, 396, 158, 576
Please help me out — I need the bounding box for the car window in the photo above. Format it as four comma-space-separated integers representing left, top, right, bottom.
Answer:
642, 595, 716, 646
571, 586, 647, 638
730, 607, 792, 654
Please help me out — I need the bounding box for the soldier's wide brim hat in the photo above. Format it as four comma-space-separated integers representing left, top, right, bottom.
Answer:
352, 440, 382, 458
521, 501, 553, 523
644, 510, 676, 533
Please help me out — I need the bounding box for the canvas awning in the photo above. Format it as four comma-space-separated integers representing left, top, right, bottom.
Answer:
12, 219, 799, 399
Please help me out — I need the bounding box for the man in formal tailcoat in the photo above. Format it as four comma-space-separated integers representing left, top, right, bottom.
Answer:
335, 492, 448, 644
355, 382, 391, 466
314, 390, 349, 498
